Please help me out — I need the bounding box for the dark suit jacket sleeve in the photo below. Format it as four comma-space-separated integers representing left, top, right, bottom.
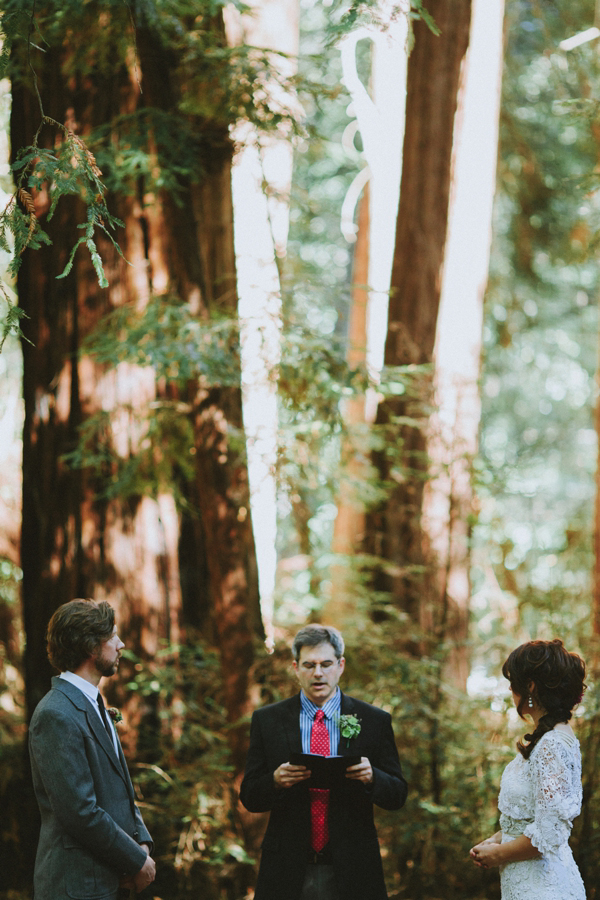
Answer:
368, 711, 407, 810
29, 705, 148, 876
133, 799, 152, 850
239, 709, 281, 812
118, 740, 153, 851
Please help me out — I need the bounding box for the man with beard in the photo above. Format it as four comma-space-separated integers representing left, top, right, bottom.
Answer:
29, 599, 156, 899
240, 624, 407, 900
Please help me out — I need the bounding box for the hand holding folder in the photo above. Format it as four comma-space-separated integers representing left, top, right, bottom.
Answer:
289, 752, 361, 789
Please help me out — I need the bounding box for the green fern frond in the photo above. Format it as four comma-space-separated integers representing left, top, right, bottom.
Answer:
86, 238, 109, 289
0, 296, 30, 352
56, 236, 86, 281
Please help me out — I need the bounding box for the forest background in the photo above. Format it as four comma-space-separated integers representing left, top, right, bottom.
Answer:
0, 0, 599, 899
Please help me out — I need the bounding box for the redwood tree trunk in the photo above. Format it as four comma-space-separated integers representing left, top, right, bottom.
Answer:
325, 182, 370, 627
13, 6, 262, 746
367, 1, 472, 640
135, 19, 262, 770
13, 45, 116, 714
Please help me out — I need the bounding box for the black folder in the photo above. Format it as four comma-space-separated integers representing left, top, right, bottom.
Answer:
289, 753, 361, 789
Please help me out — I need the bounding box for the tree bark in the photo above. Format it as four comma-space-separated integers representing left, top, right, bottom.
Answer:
421, 0, 505, 686
367, 0, 472, 640
13, 7, 262, 741
134, 18, 262, 770
13, 43, 124, 714
325, 182, 370, 626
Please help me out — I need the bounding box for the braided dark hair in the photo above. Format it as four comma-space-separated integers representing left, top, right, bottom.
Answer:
502, 639, 586, 760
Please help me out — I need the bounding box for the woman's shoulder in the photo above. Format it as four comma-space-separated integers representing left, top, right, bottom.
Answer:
532, 725, 580, 760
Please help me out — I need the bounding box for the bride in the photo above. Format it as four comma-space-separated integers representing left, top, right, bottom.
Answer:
470, 639, 586, 899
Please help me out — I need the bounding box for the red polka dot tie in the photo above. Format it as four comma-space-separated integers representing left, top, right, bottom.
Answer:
310, 709, 330, 852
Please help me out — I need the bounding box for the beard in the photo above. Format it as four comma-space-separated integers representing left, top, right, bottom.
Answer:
93, 650, 119, 678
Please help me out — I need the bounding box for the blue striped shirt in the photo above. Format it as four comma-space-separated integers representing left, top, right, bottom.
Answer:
299, 688, 341, 755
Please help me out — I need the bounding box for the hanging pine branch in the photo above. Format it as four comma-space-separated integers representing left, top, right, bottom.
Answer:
0, 3, 129, 350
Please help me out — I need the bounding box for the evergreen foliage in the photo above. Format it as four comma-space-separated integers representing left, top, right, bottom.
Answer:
63, 293, 412, 537
0, 0, 125, 346
115, 640, 258, 899
324, 0, 440, 46
0, 0, 313, 349
275, 0, 433, 619
475, 2, 600, 889
475, 0, 597, 641
0, 116, 123, 344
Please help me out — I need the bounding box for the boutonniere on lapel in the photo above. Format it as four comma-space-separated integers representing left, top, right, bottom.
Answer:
337, 714, 361, 747
107, 707, 123, 725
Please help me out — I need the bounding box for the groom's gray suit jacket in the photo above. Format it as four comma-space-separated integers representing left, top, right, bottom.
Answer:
29, 677, 152, 900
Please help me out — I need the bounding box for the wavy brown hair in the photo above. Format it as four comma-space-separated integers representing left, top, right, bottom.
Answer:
502, 639, 586, 759
46, 599, 115, 672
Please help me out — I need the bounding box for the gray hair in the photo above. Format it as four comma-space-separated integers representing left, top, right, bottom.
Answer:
292, 624, 345, 662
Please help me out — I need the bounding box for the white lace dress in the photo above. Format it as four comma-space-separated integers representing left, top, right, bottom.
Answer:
497, 728, 585, 900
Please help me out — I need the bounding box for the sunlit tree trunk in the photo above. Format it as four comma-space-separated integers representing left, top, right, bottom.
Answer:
13, 35, 177, 718
367, 0, 473, 649
0, 369, 20, 570
136, 17, 263, 767
326, 12, 407, 628
421, 0, 505, 685
14, 9, 262, 746
226, 0, 300, 647
325, 183, 370, 624
0, 338, 22, 665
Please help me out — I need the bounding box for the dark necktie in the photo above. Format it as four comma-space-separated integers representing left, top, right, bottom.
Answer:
96, 692, 112, 736
310, 709, 330, 852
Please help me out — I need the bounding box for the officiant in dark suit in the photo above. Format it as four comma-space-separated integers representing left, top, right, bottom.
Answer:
29, 599, 156, 899
240, 624, 407, 900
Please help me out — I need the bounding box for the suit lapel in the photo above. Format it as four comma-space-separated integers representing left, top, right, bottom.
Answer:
85, 705, 128, 777
52, 678, 129, 784
340, 693, 355, 717
282, 694, 303, 756
338, 693, 359, 757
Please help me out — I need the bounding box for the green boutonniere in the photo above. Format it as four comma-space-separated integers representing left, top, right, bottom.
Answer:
107, 707, 123, 725
337, 713, 361, 747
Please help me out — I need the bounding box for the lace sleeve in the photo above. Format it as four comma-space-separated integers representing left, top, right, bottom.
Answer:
523, 736, 577, 855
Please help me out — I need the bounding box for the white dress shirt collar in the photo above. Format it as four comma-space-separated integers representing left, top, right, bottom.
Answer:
59, 670, 99, 703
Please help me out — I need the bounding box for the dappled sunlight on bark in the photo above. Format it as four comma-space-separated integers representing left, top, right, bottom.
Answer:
227, 0, 299, 645
422, 0, 504, 685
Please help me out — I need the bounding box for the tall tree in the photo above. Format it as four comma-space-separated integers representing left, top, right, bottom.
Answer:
227, 0, 300, 646
325, 13, 408, 627
419, 0, 505, 685
326, 182, 370, 623
367, 0, 473, 660
10, 2, 262, 751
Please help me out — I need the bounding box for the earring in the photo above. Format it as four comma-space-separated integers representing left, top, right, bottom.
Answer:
528, 696, 533, 708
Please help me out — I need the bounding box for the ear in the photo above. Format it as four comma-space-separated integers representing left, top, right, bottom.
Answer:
338, 657, 345, 675
527, 681, 536, 697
